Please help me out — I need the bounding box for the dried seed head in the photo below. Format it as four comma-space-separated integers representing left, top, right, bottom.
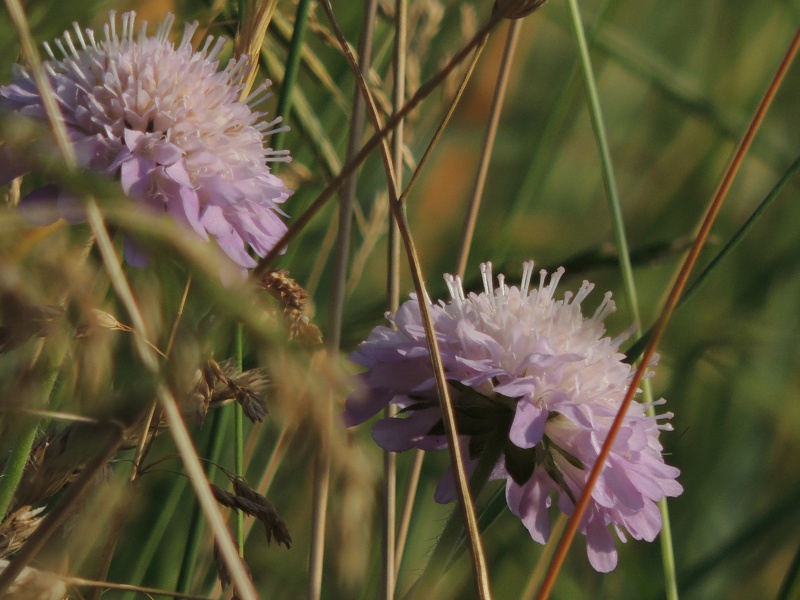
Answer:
259, 269, 323, 345
211, 480, 292, 549
0, 506, 45, 559
206, 359, 270, 423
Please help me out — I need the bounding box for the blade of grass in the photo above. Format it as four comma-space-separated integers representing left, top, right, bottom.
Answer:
564, 0, 678, 596
0, 0, 81, 526
400, 420, 508, 598
176, 406, 234, 591
536, 23, 800, 600
271, 0, 313, 152
119, 479, 188, 600
494, 0, 612, 264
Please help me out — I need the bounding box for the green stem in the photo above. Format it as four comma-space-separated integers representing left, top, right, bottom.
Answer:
234, 323, 245, 554
271, 0, 312, 152
0, 423, 39, 522
565, 1, 677, 597
0, 352, 63, 522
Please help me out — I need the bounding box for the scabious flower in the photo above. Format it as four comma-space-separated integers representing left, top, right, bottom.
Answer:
345, 261, 682, 572
0, 11, 291, 269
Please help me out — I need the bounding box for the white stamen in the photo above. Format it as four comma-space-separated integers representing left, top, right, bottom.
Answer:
85, 28, 98, 50
207, 37, 228, 62
520, 260, 535, 298
480, 262, 495, 308
246, 81, 273, 107
72, 22, 87, 50
444, 273, 464, 313
54, 39, 69, 60
42, 41, 56, 62
592, 292, 616, 322
546, 267, 565, 301
62, 32, 79, 59
573, 280, 594, 305
108, 11, 118, 44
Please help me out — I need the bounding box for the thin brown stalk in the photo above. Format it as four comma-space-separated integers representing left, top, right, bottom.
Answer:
392, 21, 489, 585
320, 2, 521, 597
394, 448, 423, 576
3, 0, 76, 166
383, 1, 407, 597
454, 19, 521, 278
396, 34, 488, 205
66, 575, 213, 599
0, 407, 102, 425
535, 24, 800, 600
346, 194, 390, 294
165, 276, 193, 359
130, 298, 184, 480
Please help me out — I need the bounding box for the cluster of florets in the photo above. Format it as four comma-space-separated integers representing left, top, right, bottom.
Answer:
345, 261, 682, 571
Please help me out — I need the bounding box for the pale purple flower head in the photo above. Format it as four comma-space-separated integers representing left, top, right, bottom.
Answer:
0, 11, 292, 269
345, 261, 682, 572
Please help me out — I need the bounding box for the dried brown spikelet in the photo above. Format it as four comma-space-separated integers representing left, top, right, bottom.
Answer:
0, 505, 44, 559
259, 269, 323, 345
202, 358, 270, 424
211, 479, 292, 549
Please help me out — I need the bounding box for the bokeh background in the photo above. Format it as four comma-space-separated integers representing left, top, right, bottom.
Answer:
1, 0, 800, 598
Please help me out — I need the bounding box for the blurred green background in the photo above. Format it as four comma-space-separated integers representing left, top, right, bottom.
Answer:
2, 0, 800, 598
